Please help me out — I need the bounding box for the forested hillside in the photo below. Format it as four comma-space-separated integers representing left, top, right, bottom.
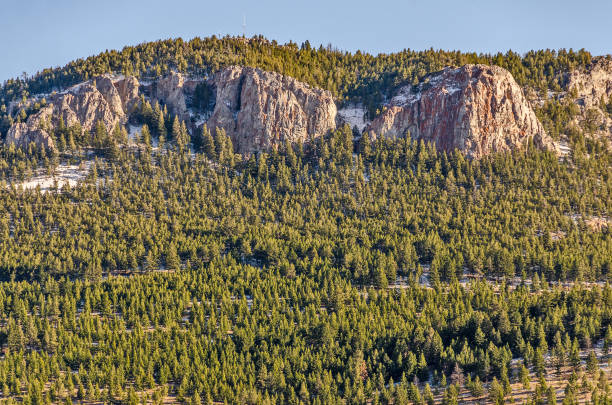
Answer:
0, 36, 610, 404
0, 125, 609, 283
0, 121, 609, 403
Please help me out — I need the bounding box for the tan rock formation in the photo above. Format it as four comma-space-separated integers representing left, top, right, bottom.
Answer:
154, 71, 188, 118
115, 76, 141, 113
206, 66, 337, 153
6, 122, 55, 151
566, 57, 612, 137
5, 75, 140, 150
367, 64, 554, 158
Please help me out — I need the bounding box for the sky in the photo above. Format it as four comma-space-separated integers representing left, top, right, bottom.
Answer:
1, 0, 611, 83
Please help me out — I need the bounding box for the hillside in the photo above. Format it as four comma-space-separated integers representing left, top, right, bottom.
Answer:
0, 36, 610, 405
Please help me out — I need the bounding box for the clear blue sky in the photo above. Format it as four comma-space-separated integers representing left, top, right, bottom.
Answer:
2, 0, 611, 83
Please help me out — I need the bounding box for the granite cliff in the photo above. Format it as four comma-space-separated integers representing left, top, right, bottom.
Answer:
206, 66, 337, 154
7, 64, 570, 158
6, 76, 140, 151
367, 64, 555, 158
566, 57, 612, 138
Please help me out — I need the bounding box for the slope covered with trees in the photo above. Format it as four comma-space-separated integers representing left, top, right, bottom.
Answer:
0, 36, 610, 404
0, 265, 610, 404
0, 124, 609, 283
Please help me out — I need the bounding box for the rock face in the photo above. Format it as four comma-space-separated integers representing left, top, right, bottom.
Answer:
154, 71, 203, 121
5, 76, 140, 150
367, 64, 554, 158
566, 57, 612, 136
206, 66, 337, 153
115, 76, 141, 113
155, 71, 188, 119
6, 121, 55, 151
568, 57, 612, 110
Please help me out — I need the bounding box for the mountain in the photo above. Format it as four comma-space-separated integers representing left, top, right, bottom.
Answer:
0, 36, 610, 405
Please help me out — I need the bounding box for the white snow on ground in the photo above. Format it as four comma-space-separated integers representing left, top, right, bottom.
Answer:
425, 74, 442, 86
127, 124, 143, 142
13, 162, 92, 193
188, 107, 211, 128
390, 68, 474, 107
391, 88, 421, 106
337, 104, 369, 131
57, 81, 89, 95
556, 139, 571, 156
443, 85, 461, 95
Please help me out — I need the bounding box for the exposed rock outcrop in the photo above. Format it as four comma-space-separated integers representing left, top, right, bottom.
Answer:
5, 75, 140, 150
115, 76, 141, 113
154, 71, 188, 119
367, 64, 554, 158
206, 66, 337, 153
6, 121, 56, 151
566, 57, 612, 136
568, 57, 612, 110
153, 71, 203, 121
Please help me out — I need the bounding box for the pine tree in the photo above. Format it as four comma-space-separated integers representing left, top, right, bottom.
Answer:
423, 383, 434, 405
200, 125, 215, 158
155, 105, 166, 138
586, 351, 598, 375
520, 363, 531, 389
488, 377, 505, 405
166, 244, 180, 271
7, 319, 25, 352
171, 116, 181, 141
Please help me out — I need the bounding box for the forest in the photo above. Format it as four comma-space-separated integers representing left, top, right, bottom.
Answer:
0, 36, 610, 404
0, 117, 609, 403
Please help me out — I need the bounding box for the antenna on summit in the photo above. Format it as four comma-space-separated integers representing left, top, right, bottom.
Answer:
242, 14, 247, 37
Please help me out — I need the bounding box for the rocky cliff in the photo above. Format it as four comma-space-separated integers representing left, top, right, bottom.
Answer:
149, 71, 206, 124
5, 76, 140, 150
6, 64, 575, 158
367, 64, 554, 158
206, 66, 337, 154
566, 57, 612, 137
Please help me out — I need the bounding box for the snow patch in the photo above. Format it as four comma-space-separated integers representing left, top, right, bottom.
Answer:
391, 88, 421, 106
13, 162, 92, 193
556, 140, 571, 156
194, 117, 207, 127
337, 104, 369, 131
58, 81, 89, 95
127, 124, 143, 141
444, 85, 462, 95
